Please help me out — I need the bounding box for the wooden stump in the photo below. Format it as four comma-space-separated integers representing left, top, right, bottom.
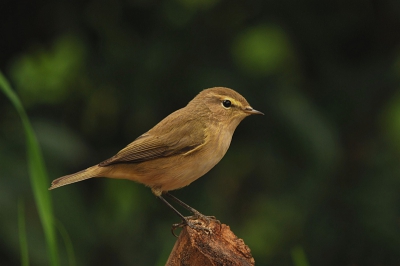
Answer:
166, 218, 255, 266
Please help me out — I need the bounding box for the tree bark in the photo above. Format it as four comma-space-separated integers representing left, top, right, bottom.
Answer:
166, 218, 255, 266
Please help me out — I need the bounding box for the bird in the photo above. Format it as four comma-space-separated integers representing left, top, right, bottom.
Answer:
49, 87, 263, 230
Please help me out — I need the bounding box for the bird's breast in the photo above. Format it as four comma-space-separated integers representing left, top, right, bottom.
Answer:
153, 125, 233, 191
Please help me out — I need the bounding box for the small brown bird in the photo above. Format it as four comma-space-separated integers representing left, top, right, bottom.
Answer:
50, 87, 262, 228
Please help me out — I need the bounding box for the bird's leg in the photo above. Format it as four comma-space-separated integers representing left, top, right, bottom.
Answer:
157, 195, 203, 237
164, 192, 217, 223
157, 195, 187, 222
158, 193, 217, 236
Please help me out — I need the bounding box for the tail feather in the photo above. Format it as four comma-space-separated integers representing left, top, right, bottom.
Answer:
49, 165, 103, 190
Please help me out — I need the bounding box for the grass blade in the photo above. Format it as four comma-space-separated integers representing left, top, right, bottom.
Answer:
0, 71, 59, 265
56, 220, 76, 266
18, 199, 30, 266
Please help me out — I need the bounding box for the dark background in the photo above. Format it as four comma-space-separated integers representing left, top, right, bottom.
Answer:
1, 0, 400, 265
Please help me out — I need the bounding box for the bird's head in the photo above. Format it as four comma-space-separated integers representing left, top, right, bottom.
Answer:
189, 87, 263, 129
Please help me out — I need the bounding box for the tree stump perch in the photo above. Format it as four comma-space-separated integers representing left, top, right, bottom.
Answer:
166, 218, 255, 266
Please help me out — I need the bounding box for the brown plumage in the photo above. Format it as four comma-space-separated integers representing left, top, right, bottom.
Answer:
49, 87, 262, 198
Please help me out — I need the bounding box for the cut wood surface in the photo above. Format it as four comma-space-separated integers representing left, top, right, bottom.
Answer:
166, 218, 255, 266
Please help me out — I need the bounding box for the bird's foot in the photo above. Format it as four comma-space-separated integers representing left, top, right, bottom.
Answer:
171, 214, 217, 237
187, 210, 219, 226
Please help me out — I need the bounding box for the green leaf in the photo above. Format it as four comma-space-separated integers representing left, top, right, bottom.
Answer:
18, 199, 29, 266
0, 71, 59, 265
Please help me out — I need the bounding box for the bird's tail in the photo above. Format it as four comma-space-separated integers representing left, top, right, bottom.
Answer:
49, 165, 104, 190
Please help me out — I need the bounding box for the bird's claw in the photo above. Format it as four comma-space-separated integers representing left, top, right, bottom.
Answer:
171, 215, 215, 237
187, 211, 218, 226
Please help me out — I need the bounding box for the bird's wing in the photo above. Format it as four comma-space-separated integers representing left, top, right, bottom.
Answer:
99, 116, 206, 166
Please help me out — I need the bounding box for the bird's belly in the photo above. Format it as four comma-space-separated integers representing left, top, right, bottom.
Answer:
107, 143, 227, 192
164, 152, 223, 190
159, 132, 232, 191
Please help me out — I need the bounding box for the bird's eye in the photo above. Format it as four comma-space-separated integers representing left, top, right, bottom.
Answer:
222, 100, 232, 108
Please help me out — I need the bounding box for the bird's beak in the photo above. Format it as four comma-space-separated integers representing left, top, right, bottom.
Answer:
244, 107, 264, 115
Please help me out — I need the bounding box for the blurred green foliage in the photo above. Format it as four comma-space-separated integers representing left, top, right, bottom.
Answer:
232, 24, 294, 76
1, 0, 400, 265
11, 35, 86, 106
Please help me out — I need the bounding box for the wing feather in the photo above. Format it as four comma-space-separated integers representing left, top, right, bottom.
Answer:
99, 111, 206, 166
